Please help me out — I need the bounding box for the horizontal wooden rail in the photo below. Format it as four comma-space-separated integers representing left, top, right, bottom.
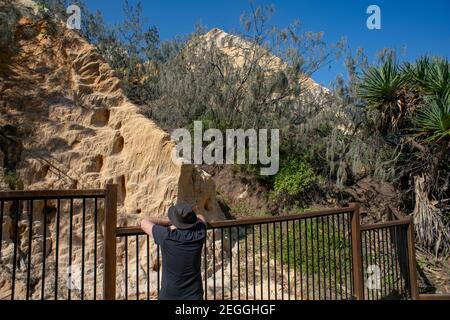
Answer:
360, 219, 410, 231
208, 207, 354, 228
116, 226, 144, 236
0, 189, 107, 200
115, 206, 355, 237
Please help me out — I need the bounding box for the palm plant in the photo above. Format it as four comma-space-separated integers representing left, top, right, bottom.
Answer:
358, 58, 407, 132
406, 57, 450, 104
407, 58, 450, 256
416, 99, 450, 143
359, 56, 450, 256
409, 57, 450, 145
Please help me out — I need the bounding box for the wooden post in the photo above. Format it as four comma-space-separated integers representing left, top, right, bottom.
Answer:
103, 184, 117, 300
406, 217, 419, 300
350, 203, 363, 299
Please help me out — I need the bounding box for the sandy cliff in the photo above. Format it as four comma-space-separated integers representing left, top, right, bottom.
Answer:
0, 0, 223, 222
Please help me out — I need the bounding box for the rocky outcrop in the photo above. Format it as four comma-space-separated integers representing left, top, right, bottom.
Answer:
0, 0, 223, 222
199, 28, 326, 94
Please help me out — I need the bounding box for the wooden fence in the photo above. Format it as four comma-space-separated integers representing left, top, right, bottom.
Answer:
1, 184, 448, 300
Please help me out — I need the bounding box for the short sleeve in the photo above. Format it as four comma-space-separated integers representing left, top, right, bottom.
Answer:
152, 224, 168, 245
197, 220, 206, 229
196, 221, 207, 240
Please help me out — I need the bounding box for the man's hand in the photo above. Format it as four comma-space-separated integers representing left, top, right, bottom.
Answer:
197, 214, 206, 224
140, 219, 155, 237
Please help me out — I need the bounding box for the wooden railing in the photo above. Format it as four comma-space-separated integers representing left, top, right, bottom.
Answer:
1, 184, 449, 300
111, 203, 421, 300
388, 208, 450, 301
114, 205, 359, 300
359, 216, 418, 299
0, 185, 116, 300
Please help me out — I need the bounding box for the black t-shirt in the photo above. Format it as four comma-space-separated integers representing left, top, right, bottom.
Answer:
152, 221, 206, 300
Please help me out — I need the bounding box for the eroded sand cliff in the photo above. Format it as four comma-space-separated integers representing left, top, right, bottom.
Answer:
0, 0, 223, 222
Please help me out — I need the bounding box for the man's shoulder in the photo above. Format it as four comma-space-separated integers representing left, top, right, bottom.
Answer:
190, 221, 207, 240
193, 220, 207, 233
153, 224, 169, 233
196, 220, 207, 229
169, 221, 206, 242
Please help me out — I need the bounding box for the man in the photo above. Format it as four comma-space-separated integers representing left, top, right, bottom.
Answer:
141, 201, 206, 300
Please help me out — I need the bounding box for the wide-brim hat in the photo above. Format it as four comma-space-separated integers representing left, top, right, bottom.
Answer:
168, 201, 198, 230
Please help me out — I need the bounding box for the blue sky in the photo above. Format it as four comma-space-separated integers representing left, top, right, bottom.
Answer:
85, 0, 450, 87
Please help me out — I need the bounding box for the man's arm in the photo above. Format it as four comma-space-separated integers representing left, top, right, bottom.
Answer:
141, 217, 171, 238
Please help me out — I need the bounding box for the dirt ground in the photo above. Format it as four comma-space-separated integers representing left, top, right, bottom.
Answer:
416, 249, 450, 294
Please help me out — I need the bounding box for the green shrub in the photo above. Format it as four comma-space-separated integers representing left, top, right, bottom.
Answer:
273, 158, 317, 197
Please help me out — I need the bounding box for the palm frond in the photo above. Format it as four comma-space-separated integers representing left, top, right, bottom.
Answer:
407, 56, 450, 104
359, 58, 406, 108
416, 99, 450, 143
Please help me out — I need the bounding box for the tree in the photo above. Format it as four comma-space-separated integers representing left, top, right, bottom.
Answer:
359, 55, 450, 256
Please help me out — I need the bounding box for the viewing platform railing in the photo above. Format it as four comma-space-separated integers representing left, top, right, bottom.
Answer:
1, 184, 448, 300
